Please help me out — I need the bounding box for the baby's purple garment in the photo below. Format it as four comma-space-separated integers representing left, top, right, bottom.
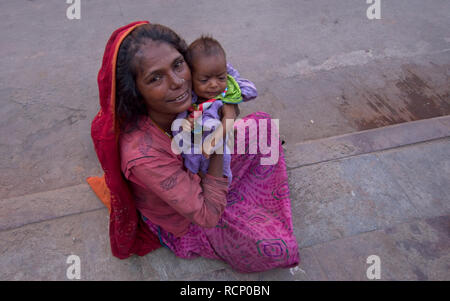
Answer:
172, 63, 258, 183
225, 63, 258, 102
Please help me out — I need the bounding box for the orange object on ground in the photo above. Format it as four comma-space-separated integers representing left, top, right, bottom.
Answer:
86, 175, 111, 213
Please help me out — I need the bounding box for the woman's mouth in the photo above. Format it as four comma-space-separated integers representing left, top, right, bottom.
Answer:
167, 90, 189, 103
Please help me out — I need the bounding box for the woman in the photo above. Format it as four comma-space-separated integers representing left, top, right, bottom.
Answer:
88, 21, 299, 273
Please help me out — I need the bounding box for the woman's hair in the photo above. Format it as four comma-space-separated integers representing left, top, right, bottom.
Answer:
115, 23, 188, 132
185, 35, 226, 70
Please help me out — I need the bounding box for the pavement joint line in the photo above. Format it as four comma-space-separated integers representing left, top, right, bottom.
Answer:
285, 114, 450, 170
308, 247, 330, 281
304, 214, 450, 280
0, 206, 107, 233
372, 152, 423, 220
304, 227, 381, 250
286, 135, 450, 171
303, 214, 448, 251
1, 182, 93, 203
288, 114, 450, 145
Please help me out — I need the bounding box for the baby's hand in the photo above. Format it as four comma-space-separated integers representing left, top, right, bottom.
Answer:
188, 115, 195, 126
202, 149, 211, 159
181, 117, 195, 132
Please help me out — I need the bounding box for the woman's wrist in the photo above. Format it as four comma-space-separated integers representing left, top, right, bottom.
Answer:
221, 103, 238, 119
221, 104, 238, 137
207, 153, 224, 178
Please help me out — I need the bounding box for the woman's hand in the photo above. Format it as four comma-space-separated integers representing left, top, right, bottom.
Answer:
202, 103, 240, 165
204, 103, 238, 157
221, 103, 239, 138
222, 103, 239, 120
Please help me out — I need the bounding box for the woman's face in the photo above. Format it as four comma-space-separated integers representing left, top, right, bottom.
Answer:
135, 40, 192, 116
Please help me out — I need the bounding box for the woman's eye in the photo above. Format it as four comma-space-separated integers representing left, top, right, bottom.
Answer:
148, 75, 161, 84
174, 59, 185, 70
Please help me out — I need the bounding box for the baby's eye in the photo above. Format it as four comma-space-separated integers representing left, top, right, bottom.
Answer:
199, 79, 208, 83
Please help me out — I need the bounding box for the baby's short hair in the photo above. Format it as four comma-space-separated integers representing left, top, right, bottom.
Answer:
185, 35, 226, 68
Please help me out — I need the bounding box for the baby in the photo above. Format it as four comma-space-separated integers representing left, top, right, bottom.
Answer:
172, 36, 257, 183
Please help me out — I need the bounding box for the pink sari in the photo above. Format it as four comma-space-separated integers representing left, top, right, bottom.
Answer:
142, 112, 300, 273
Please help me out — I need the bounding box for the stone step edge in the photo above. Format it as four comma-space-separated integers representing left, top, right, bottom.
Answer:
0, 183, 105, 232
285, 115, 450, 169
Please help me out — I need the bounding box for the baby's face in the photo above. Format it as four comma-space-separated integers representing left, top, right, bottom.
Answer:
191, 55, 227, 100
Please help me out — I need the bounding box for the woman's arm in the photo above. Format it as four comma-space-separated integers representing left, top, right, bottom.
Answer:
207, 154, 224, 178
127, 155, 228, 228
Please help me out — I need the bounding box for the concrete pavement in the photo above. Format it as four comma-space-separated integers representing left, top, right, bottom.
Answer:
1, 0, 449, 280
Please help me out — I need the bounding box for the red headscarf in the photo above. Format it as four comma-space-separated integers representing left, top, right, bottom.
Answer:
87, 21, 161, 259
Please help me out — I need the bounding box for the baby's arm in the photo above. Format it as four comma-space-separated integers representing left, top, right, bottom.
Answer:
227, 63, 258, 101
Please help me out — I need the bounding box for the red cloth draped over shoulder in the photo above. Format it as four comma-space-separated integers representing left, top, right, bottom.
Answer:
86, 21, 161, 259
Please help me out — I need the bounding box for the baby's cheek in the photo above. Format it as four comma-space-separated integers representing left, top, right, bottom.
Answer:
194, 85, 207, 97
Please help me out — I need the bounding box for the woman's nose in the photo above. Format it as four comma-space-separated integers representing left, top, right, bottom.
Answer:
169, 72, 184, 89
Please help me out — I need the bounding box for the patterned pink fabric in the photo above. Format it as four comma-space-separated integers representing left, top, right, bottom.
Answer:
143, 112, 300, 273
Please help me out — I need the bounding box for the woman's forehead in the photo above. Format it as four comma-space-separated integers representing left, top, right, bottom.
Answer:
136, 41, 181, 74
